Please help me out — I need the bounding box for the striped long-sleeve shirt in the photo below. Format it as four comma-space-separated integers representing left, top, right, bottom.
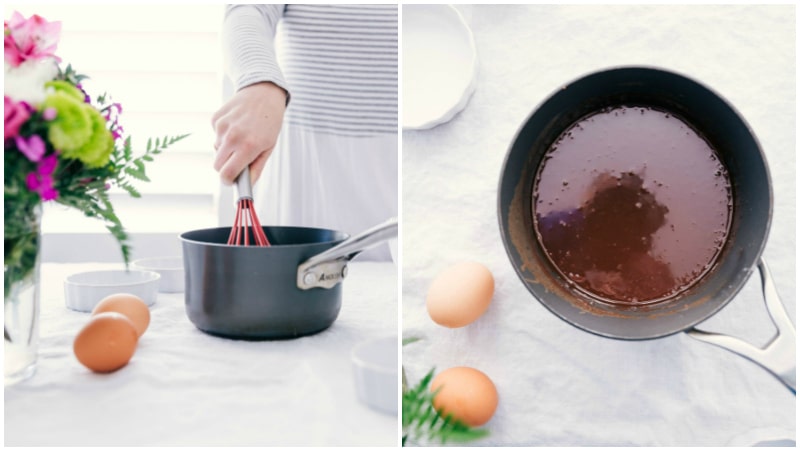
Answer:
223, 4, 398, 137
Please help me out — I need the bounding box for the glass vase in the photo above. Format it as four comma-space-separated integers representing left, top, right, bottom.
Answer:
4, 204, 42, 386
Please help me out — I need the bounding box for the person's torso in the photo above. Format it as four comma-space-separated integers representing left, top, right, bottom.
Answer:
278, 4, 398, 137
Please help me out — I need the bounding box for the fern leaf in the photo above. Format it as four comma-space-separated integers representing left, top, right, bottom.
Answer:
120, 183, 141, 198
124, 166, 150, 182
123, 136, 133, 160
402, 368, 489, 446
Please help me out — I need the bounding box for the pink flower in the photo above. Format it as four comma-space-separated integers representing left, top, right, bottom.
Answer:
104, 102, 125, 141
4, 96, 31, 139
25, 172, 40, 190
110, 121, 125, 140
42, 107, 57, 120
4, 12, 61, 67
14, 134, 46, 162
75, 83, 90, 104
25, 154, 59, 201
37, 153, 58, 175
40, 186, 58, 200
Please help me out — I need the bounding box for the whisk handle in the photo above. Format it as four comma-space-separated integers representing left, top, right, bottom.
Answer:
235, 166, 254, 200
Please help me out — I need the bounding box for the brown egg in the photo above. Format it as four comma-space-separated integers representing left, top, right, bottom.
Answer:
426, 261, 494, 328
74, 312, 139, 373
431, 366, 498, 427
92, 293, 150, 337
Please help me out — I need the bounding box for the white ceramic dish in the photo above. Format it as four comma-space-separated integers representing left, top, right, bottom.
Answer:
131, 256, 184, 293
402, 4, 478, 130
64, 270, 159, 312
351, 335, 398, 415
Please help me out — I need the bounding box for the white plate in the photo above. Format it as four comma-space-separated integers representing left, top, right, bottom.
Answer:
131, 256, 184, 293
64, 270, 159, 312
402, 4, 478, 130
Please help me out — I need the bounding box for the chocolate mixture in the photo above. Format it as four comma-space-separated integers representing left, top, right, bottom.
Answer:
533, 106, 732, 305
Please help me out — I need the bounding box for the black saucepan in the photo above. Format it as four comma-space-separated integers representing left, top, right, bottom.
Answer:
497, 66, 795, 392
180, 218, 397, 340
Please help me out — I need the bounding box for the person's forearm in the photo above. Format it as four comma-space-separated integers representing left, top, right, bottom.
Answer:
222, 4, 290, 100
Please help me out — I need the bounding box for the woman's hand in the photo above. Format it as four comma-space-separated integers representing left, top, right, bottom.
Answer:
211, 81, 287, 185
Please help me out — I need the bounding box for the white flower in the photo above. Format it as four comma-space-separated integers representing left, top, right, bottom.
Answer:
4, 58, 59, 105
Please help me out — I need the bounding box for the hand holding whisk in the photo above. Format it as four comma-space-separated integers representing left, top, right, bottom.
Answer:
228, 166, 270, 246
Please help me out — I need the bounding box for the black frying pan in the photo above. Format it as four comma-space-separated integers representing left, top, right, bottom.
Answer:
497, 66, 795, 392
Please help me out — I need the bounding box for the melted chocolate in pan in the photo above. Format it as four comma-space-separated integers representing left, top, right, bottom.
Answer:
533, 106, 732, 306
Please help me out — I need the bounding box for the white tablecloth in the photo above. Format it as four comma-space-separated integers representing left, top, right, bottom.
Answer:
5, 261, 397, 446
401, 4, 795, 446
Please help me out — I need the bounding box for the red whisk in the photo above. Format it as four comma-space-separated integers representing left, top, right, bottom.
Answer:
227, 166, 270, 246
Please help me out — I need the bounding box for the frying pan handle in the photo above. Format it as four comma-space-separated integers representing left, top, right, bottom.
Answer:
296, 217, 398, 290
686, 259, 796, 394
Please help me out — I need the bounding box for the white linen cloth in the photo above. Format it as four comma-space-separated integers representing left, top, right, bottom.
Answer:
5, 262, 397, 446
401, 5, 795, 446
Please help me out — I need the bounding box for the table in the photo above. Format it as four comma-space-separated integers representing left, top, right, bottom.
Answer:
401, 4, 795, 446
5, 261, 398, 446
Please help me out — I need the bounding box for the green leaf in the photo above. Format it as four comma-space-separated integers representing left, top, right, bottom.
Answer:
120, 183, 141, 198
124, 166, 150, 182
123, 136, 133, 159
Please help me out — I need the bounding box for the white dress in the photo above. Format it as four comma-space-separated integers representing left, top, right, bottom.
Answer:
223, 4, 398, 260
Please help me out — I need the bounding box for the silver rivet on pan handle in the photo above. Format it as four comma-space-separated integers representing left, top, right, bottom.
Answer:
298, 259, 349, 290
687, 258, 796, 394
297, 217, 398, 290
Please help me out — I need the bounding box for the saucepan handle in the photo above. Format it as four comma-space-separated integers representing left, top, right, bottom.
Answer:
296, 217, 398, 290
686, 258, 796, 394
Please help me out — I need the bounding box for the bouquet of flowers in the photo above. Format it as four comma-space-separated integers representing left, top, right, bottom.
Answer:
4, 12, 188, 297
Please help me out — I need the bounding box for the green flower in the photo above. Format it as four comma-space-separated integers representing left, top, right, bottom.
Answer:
77, 106, 114, 168
42, 92, 92, 152
45, 80, 85, 103
43, 92, 114, 168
